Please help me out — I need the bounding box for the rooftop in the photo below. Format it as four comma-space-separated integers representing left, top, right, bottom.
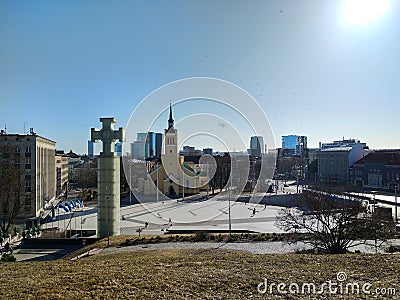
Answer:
354, 152, 400, 166
0, 133, 56, 144
320, 146, 353, 152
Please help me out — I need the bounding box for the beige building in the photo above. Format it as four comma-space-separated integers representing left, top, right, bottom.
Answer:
0, 130, 56, 218
55, 155, 69, 196
138, 105, 208, 196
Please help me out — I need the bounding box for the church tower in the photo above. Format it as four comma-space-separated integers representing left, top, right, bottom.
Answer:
164, 103, 178, 159
162, 102, 181, 193
141, 102, 207, 197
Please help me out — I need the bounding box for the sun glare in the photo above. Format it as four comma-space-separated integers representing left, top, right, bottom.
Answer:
343, 0, 390, 25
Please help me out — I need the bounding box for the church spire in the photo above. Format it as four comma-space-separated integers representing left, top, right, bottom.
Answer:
168, 101, 174, 129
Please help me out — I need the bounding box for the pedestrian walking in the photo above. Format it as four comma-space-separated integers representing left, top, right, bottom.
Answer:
253, 207, 256, 215
4, 242, 9, 253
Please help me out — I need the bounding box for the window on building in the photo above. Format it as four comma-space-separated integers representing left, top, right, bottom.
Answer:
25, 146, 31, 153
26, 157, 31, 164
15, 146, 20, 153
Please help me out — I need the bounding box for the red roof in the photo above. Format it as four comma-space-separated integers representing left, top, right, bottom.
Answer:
354, 152, 400, 166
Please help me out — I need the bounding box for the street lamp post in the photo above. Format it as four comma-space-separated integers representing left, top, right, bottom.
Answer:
182, 166, 185, 201
156, 162, 159, 202
372, 192, 377, 253
57, 206, 60, 235
395, 184, 398, 224
80, 207, 83, 237
74, 212, 77, 234
228, 167, 232, 236
129, 160, 132, 205
206, 162, 209, 200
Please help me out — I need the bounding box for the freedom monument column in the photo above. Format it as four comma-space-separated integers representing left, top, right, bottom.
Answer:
91, 118, 125, 238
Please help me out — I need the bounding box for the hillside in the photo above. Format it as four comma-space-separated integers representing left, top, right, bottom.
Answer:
1, 248, 399, 299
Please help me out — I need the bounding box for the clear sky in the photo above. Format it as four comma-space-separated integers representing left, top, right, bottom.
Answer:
1, 0, 399, 154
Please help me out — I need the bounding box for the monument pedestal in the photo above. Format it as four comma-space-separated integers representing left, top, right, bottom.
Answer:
97, 156, 121, 237
91, 117, 125, 238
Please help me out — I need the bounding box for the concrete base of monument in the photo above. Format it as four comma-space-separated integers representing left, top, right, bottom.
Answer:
97, 156, 121, 238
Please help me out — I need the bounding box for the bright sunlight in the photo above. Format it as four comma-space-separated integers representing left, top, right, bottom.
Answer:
342, 0, 390, 25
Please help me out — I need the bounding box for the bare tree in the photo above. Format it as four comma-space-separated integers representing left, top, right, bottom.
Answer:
0, 162, 24, 238
76, 163, 97, 189
209, 154, 231, 194
276, 191, 394, 254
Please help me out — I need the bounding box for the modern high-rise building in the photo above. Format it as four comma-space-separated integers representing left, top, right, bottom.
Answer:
147, 132, 156, 158
114, 141, 122, 157
282, 135, 307, 157
250, 136, 264, 157
131, 141, 145, 159
132, 131, 162, 159
88, 140, 94, 158
0, 129, 56, 219
155, 133, 163, 158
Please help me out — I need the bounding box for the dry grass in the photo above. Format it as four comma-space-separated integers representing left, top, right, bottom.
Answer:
62, 233, 302, 260
1, 248, 399, 299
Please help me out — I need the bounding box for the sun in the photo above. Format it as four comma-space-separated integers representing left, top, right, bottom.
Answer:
342, 0, 390, 25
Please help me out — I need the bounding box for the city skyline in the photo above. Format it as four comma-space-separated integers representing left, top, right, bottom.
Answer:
1, 1, 400, 154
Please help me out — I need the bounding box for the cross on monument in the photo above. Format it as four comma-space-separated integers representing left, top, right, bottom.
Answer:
91, 118, 125, 157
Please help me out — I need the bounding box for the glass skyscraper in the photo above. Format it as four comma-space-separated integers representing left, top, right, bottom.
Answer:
250, 136, 264, 157
132, 132, 163, 159
88, 140, 94, 158
282, 135, 307, 157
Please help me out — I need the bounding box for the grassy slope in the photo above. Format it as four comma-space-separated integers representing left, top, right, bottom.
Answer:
0, 249, 399, 299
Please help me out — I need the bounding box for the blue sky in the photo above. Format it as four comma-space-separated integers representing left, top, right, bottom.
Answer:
1, 0, 399, 154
